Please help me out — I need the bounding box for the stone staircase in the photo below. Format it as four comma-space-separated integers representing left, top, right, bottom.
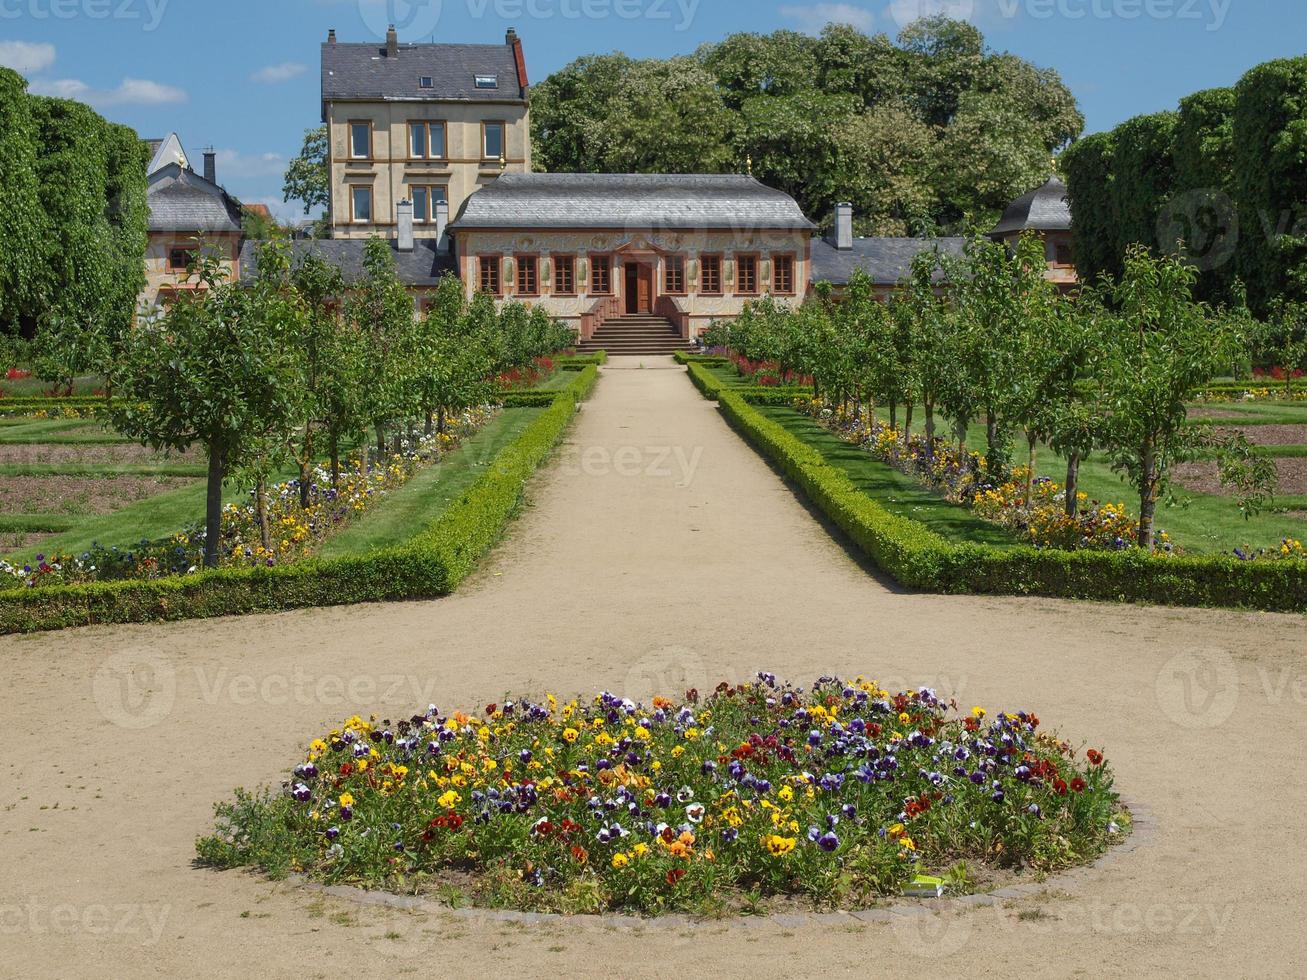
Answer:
576, 314, 693, 356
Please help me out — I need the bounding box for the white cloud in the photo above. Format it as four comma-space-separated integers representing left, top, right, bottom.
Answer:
887, 0, 977, 30
28, 76, 187, 107
214, 149, 287, 179
779, 2, 877, 32
251, 62, 307, 84
0, 40, 57, 74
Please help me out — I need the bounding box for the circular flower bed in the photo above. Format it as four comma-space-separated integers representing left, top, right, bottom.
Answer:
198, 675, 1129, 916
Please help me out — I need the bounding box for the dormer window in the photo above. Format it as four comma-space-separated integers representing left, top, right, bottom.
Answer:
419, 76, 433, 89
474, 74, 498, 89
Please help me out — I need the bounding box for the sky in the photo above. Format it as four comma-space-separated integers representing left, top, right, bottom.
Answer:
0, 0, 1303, 221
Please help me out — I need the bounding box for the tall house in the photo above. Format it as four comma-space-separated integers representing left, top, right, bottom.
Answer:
321, 26, 531, 241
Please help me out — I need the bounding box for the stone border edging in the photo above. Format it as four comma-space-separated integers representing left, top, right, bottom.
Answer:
284, 800, 1153, 932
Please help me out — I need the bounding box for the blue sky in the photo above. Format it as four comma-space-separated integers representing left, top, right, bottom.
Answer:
0, 0, 1302, 221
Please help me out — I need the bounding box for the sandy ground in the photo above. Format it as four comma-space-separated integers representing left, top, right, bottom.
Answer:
2, 357, 1306, 978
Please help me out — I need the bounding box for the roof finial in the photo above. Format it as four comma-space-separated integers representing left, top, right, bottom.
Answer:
746, 154, 753, 177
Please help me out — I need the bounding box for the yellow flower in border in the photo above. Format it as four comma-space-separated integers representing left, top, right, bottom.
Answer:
338, 792, 355, 808
562, 728, 580, 744
762, 834, 797, 858
611, 853, 629, 869
438, 790, 461, 809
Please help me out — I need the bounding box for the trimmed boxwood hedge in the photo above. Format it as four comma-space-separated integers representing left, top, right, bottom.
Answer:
0, 366, 598, 633
684, 360, 811, 404
712, 387, 1307, 613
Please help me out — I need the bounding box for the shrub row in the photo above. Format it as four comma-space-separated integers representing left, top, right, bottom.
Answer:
673, 351, 731, 367
712, 387, 1307, 613
0, 365, 598, 633
684, 361, 811, 404
0, 396, 105, 414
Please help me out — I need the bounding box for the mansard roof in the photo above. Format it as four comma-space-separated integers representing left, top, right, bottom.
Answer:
810, 237, 966, 287
988, 176, 1072, 238
322, 41, 526, 104
449, 173, 817, 232
147, 164, 242, 235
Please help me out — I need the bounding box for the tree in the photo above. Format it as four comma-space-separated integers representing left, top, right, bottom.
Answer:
1099, 247, 1242, 549
412, 275, 496, 439
345, 238, 418, 458
101, 122, 150, 353
109, 249, 303, 568
1062, 131, 1119, 284
283, 126, 329, 215
0, 68, 47, 336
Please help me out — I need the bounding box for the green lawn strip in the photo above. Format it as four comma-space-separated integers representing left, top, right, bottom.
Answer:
530, 370, 579, 392
0, 514, 76, 533
757, 406, 1021, 549
1272, 496, 1307, 512
320, 408, 541, 558
0, 375, 103, 398
0, 462, 206, 478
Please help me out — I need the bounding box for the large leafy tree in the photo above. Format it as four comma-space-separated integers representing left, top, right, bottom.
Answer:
531, 19, 1081, 234
109, 249, 303, 567
0, 68, 46, 336
283, 125, 330, 216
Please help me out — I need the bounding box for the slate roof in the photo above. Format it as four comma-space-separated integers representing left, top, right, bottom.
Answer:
450, 174, 817, 232
988, 177, 1072, 237
810, 237, 966, 287
322, 41, 525, 104
238, 239, 457, 288
147, 164, 242, 235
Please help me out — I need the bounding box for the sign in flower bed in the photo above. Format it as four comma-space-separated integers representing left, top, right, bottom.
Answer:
0, 407, 494, 590
197, 675, 1127, 916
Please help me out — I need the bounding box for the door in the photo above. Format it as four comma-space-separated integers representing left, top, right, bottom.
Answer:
625, 262, 653, 314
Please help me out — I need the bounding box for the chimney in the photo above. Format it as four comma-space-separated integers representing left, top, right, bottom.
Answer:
386, 24, 399, 58
203, 147, 216, 184
435, 198, 450, 254
397, 198, 414, 252
327, 28, 336, 44
507, 28, 528, 89
506, 28, 517, 44
834, 202, 853, 251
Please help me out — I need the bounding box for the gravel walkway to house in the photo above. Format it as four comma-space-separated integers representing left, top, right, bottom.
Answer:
3, 357, 1305, 978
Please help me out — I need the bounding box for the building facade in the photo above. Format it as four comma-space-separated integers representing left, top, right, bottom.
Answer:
142, 140, 243, 310
321, 27, 530, 243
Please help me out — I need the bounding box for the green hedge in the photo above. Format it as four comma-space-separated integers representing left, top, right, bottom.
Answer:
0, 365, 598, 633
558, 351, 607, 366
684, 361, 811, 403
673, 351, 731, 367
712, 387, 1307, 613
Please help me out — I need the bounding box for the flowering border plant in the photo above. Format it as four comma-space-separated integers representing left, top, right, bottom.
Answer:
198, 674, 1127, 916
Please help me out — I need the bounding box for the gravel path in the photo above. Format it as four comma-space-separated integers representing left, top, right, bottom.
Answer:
2, 357, 1305, 978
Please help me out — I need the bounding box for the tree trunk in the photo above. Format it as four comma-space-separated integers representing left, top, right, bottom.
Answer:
1024, 432, 1037, 507
1137, 440, 1157, 550
329, 431, 341, 492
889, 402, 898, 434
1064, 451, 1081, 519
904, 403, 914, 445
255, 477, 271, 553
424, 409, 435, 438
299, 426, 313, 509
375, 423, 386, 460
203, 446, 224, 569
437, 407, 447, 435
924, 400, 936, 459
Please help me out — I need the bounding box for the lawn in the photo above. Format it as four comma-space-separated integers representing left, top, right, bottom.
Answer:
758, 406, 1021, 549
319, 408, 542, 558
864, 400, 1307, 555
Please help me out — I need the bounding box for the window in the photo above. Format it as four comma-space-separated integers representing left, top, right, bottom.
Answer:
350, 185, 372, 223
515, 255, 539, 296
349, 121, 371, 160
664, 255, 686, 294
483, 121, 505, 161
168, 246, 196, 272
410, 185, 447, 223
478, 256, 501, 295
772, 254, 795, 294
701, 255, 722, 295
590, 254, 612, 295
419, 76, 434, 89
475, 74, 499, 89
737, 254, 759, 295
409, 121, 446, 160
553, 255, 576, 295
1055, 243, 1074, 266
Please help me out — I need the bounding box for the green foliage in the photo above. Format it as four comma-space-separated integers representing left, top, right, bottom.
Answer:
706, 385, 1307, 612
1061, 132, 1119, 284
1110, 112, 1178, 259
282, 125, 329, 214
0, 369, 594, 633
1233, 56, 1307, 315
1167, 87, 1237, 303
532, 20, 1081, 234
0, 68, 46, 336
